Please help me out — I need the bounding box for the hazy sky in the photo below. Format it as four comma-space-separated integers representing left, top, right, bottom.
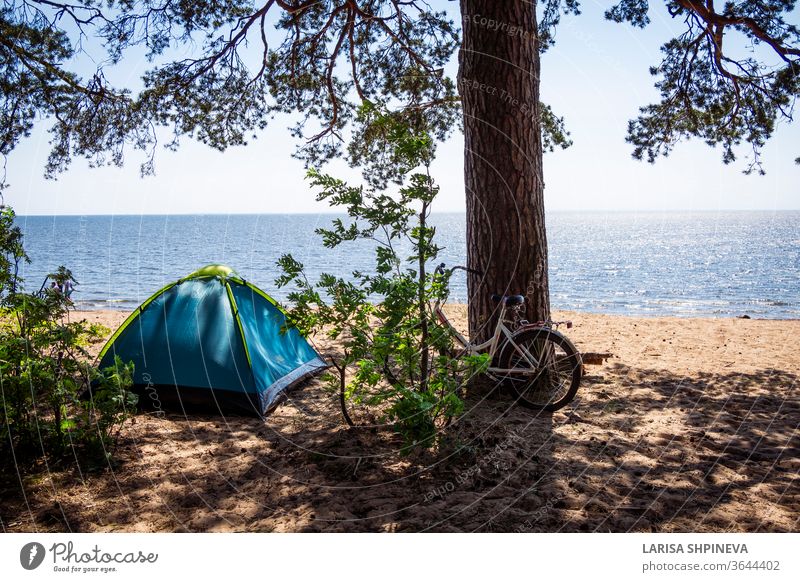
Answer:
5, 1, 799, 215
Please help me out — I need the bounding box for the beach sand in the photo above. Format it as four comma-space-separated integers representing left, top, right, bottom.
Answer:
2, 308, 797, 532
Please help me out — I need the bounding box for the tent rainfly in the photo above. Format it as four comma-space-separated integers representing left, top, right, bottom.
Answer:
97, 264, 327, 416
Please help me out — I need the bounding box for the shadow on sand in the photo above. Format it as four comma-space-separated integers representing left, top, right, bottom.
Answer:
1, 365, 796, 532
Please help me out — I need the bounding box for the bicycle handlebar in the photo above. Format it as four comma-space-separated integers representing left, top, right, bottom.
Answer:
432, 263, 483, 311
435, 263, 483, 277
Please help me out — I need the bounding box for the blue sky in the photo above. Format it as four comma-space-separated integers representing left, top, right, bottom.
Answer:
5, 0, 799, 215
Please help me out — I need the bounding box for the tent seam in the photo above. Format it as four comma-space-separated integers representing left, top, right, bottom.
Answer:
224, 280, 253, 370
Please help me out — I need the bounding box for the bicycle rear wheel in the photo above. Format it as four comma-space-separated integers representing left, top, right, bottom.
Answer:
497, 328, 582, 411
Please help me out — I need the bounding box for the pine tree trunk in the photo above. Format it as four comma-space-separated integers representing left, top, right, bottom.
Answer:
458, 0, 550, 342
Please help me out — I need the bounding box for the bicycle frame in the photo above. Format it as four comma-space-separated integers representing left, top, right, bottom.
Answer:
433, 300, 543, 375
430, 263, 582, 411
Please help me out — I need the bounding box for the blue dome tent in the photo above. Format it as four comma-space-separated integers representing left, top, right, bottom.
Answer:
97, 265, 327, 416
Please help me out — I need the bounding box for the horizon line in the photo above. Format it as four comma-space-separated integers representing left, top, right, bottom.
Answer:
12, 210, 800, 218
11, 208, 800, 217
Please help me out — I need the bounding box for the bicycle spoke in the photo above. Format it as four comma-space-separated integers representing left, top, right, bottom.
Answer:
500, 329, 580, 410
510, 338, 540, 368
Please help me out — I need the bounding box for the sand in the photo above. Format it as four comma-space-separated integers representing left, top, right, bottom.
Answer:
1, 307, 797, 532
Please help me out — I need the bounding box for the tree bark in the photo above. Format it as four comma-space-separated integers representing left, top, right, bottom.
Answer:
458, 0, 550, 342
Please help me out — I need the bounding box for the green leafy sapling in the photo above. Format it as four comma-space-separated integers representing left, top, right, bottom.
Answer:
277, 112, 488, 451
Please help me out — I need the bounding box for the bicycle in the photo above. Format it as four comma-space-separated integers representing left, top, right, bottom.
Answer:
432, 263, 582, 412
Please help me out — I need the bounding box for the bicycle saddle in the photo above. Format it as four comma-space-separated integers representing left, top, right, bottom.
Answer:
490, 294, 525, 306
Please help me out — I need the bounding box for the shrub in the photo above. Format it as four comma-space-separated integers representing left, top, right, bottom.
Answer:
0, 205, 137, 469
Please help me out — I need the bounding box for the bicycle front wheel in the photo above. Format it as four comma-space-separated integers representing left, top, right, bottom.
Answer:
497, 328, 582, 412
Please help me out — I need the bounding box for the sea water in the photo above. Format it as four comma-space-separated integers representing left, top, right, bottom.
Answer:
14, 211, 800, 318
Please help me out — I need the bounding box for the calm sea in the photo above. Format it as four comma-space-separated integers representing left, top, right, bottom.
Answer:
13, 211, 800, 318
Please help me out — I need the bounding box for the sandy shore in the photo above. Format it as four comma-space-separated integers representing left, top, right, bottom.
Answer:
2, 308, 797, 532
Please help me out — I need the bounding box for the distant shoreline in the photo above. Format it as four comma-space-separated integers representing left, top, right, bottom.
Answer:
71, 306, 800, 322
